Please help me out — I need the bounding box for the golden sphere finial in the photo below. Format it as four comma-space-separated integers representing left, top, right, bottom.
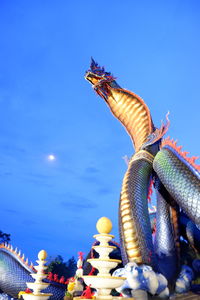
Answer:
96, 217, 112, 234
38, 250, 47, 260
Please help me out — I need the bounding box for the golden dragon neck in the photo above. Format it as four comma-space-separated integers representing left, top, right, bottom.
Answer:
106, 87, 154, 152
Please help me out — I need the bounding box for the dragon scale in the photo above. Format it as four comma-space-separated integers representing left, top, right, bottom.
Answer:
154, 189, 179, 284
153, 146, 200, 225
119, 151, 156, 266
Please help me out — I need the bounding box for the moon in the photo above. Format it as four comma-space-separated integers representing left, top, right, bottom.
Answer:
47, 154, 56, 161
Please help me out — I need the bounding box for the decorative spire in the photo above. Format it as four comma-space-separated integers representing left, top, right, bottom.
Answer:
21, 249, 52, 299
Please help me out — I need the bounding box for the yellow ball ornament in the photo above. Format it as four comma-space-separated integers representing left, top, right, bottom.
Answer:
96, 217, 112, 234
38, 250, 47, 260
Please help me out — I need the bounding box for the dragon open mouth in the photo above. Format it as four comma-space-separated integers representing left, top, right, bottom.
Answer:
84, 71, 102, 86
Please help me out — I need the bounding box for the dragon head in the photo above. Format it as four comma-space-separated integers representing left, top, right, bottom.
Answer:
85, 58, 117, 99
84, 59, 161, 152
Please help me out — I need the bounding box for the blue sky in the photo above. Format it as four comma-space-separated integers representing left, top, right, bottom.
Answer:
0, 0, 199, 264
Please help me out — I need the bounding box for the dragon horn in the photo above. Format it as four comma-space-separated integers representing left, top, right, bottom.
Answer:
90, 57, 99, 69
91, 57, 96, 65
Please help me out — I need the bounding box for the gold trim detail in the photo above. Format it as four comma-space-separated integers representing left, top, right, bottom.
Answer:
130, 150, 154, 164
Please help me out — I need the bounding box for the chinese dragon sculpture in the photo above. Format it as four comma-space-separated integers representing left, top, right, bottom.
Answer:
85, 59, 200, 289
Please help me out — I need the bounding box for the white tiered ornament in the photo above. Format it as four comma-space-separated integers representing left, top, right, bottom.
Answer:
22, 250, 52, 300
81, 217, 126, 300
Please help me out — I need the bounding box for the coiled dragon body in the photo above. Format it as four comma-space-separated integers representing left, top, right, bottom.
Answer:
85, 59, 200, 286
